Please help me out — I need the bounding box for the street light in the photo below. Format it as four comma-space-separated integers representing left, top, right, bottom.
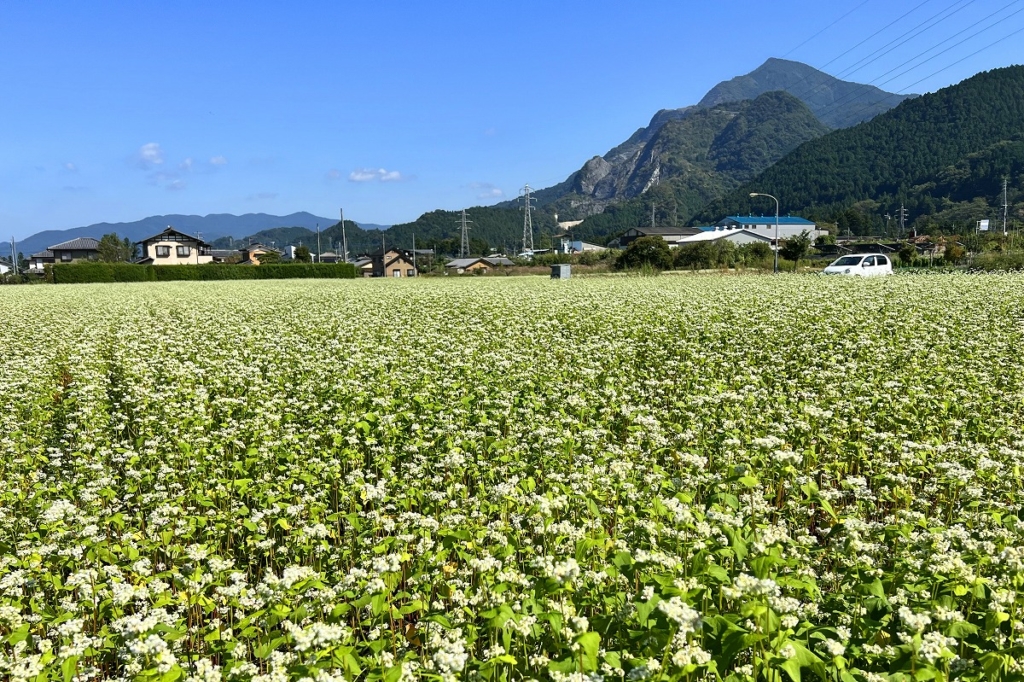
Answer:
750, 192, 780, 274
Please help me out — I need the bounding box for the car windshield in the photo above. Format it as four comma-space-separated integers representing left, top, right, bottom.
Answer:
832, 256, 863, 266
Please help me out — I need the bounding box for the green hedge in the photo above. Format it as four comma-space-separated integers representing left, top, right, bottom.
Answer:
51, 262, 357, 284
50, 262, 155, 283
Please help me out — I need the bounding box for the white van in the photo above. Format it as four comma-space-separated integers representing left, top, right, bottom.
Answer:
822, 253, 893, 276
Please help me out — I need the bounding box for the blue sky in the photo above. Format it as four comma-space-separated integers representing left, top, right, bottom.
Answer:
3, 0, 1024, 239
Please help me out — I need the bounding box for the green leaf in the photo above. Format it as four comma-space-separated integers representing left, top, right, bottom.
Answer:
576, 632, 600, 672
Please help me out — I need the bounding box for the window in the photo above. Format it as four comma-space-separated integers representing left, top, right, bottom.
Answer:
60, 251, 72, 262
176, 245, 191, 258
877, 255, 889, 265
407, 269, 415, 277
155, 245, 170, 258
392, 270, 402, 277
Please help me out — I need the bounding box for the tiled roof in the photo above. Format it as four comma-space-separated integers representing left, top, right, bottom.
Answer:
48, 237, 100, 251
31, 250, 54, 259
137, 226, 212, 247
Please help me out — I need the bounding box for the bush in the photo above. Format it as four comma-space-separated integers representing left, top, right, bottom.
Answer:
616, 236, 673, 271
972, 250, 1024, 271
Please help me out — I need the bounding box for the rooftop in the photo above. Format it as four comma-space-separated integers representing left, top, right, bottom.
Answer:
48, 237, 100, 251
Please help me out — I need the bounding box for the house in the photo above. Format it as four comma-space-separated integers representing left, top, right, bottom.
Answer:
136, 227, 213, 265
49, 237, 101, 264
238, 243, 282, 265
352, 257, 374, 277
363, 249, 418, 277
0, 260, 10, 275
715, 215, 822, 240
617, 226, 703, 247
29, 250, 54, 271
445, 256, 515, 274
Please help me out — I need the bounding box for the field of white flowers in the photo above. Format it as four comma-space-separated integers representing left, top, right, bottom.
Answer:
2, 274, 1024, 682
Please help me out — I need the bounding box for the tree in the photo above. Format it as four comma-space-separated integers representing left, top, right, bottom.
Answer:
739, 242, 773, 266
897, 243, 917, 266
615, 236, 674, 271
294, 245, 312, 263
258, 250, 282, 265
97, 233, 135, 262
779, 230, 812, 271
944, 242, 966, 265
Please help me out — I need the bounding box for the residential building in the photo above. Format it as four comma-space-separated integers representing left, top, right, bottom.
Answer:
364, 249, 418, 277
29, 250, 54, 271
445, 256, 515, 274
136, 227, 214, 265
49, 237, 101, 264
238, 243, 282, 265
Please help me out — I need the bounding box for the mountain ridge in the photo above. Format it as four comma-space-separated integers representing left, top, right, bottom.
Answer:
3, 213, 387, 259
520, 58, 913, 220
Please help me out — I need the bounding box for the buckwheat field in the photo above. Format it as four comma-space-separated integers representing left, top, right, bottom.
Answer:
3, 274, 1024, 682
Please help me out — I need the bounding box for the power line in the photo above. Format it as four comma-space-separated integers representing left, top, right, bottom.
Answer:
831, 0, 978, 83
810, 1, 1024, 126
780, 0, 874, 59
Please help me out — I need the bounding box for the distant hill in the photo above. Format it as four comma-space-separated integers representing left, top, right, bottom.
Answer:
4, 212, 342, 258
515, 58, 911, 223
692, 65, 1024, 233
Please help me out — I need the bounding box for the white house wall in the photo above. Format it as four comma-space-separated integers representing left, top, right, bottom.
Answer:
145, 239, 213, 265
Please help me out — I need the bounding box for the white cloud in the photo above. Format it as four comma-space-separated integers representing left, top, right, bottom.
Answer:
210, 155, 228, 166
136, 142, 164, 169
470, 182, 504, 199
179, 157, 194, 171
349, 167, 407, 183
166, 179, 186, 191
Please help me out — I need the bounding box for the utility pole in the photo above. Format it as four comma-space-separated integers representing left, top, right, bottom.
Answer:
651, 203, 656, 229
457, 209, 472, 258
884, 214, 892, 239
340, 208, 349, 263
412, 233, 417, 275
519, 184, 536, 255
316, 223, 322, 263
1003, 177, 1009, 237
10, 237, 18, 276
899, 204, 908, 238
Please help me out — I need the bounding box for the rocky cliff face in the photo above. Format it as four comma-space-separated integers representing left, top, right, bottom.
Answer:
526, 58, 910, 220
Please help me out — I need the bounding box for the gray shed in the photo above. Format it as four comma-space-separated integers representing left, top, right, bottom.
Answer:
550, 264, 571, 279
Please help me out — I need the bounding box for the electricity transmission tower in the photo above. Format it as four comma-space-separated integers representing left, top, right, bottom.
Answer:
457, 209, 472, 258
899, 204, 908, 238
519, 184, 536, 255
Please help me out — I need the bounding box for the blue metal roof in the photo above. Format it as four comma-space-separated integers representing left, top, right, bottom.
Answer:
723, 215, 815, 225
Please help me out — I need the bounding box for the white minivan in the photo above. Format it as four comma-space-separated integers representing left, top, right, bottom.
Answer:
822, 253, 893, 276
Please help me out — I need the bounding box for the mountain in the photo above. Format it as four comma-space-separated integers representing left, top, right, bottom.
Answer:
523, 58, 912, 223
699, 58, 915, 129
4, 212, 339, 258
546, 91, 829, 240
692, 65, 1024, 233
